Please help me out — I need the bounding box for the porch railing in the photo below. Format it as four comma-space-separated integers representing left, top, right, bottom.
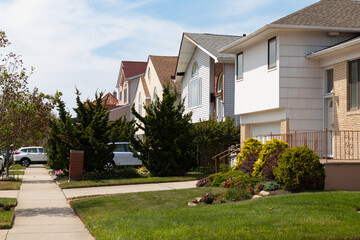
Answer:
212, 144, 241, 173
255, 130, 360, 161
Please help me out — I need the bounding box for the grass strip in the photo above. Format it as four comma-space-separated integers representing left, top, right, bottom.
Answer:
71, 189, 360, 240
9, 164, 26, 170
59, 174, 206, 189
0, 198, 16, 229
0, 179, 22, 190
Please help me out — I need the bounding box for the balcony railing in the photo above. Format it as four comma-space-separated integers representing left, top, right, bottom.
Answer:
255, 130, 360, 161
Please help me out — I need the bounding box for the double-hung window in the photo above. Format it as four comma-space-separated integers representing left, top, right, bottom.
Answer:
349, 59, 360, 109
189, 62, 201, 107
236, 52, 243, 80
268, 37, 277, 69
326, 69, 334, 94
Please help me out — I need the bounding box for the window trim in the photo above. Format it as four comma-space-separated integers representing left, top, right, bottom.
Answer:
349, 59, 360, 110
217, 72, 224, 93
188, 77, 202, 108
236, 52, 243, 80
268, 37, 277, 70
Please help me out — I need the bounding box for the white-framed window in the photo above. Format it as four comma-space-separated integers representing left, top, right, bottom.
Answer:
124, 87, 127, 103
236, 53, 243, 79
189, 77, 201, 108
191, 62, 199, 77
349, 59, 360, 109
217, 72, 224, 93
138, 92, 142, 115
268, 37, 277, 69
119, 91, 122, 101
326, 69, 334, 94
148, 68, 151, 84
153, 87, 158, 101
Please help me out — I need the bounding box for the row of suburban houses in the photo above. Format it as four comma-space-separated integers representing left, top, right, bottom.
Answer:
108, 0, 360, 164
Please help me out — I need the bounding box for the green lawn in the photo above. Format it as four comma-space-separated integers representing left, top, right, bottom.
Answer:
0, 179, 22, 190
71, 189, 360, 240
9, 164, 26, 170
8, 171, 24, 175
59, 173, 206, 189
0, 198, 16, 229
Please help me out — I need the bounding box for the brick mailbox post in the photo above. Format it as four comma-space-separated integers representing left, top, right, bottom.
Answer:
69, 150, 84, 181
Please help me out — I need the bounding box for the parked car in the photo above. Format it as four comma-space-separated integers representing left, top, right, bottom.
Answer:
104, 142, 142, 170
13, 147, 48, 167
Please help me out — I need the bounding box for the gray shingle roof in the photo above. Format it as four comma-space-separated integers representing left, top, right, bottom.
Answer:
184, 33, 243, 59
272, 0, 360, 28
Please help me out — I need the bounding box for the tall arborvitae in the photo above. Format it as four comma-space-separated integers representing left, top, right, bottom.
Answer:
131, 84, 196, 176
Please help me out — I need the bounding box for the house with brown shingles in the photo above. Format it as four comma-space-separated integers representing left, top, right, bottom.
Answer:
133, 55, 179, 140
109, 61, 147, 122
220, 0, 360, 190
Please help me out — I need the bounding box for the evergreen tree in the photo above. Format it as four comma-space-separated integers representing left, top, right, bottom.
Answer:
131, 85, 195, 176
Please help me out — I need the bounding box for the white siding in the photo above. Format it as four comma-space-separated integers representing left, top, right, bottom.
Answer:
182, 48, 211, 123
224, 63, 239, 124
279, 31, 354, 132
234, 38, 280, 115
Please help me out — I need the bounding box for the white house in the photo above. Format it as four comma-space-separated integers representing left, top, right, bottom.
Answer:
175, 33, 243, 123
220, 0, 360, 142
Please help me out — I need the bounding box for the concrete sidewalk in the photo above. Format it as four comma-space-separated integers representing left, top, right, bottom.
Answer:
5, 165, 94, 240
62, 180, 197, 199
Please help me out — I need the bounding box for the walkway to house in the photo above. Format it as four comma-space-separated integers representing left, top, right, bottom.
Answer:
4, 165, 94, 240
62, 180, 198, 199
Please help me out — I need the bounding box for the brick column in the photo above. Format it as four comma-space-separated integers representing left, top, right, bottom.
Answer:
69, 150, 84, 181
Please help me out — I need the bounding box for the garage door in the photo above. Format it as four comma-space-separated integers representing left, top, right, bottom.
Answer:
250, 122, 281, 138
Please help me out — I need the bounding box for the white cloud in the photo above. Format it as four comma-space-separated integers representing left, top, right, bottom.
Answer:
0, 0, 185, 115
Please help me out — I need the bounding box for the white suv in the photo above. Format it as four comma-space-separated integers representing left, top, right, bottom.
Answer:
104, 142, 142, 170
13, 147, 48, 167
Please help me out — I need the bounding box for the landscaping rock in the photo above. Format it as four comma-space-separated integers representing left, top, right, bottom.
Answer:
252, 195, 262, 199
188, 202, 197, 206
259, 191, 270, 196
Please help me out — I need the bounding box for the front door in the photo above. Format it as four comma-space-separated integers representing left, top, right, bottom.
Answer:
216, 97, 224, 121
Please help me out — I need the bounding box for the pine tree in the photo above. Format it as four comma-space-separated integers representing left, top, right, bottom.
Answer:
131, 85, 195, 176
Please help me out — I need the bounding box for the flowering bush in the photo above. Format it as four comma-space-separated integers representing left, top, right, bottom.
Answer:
222, 177, 235, 188
254, 183, 264, 194
196, 178, 211, 187
200, 193, 217, 204
54, 169, 68, 176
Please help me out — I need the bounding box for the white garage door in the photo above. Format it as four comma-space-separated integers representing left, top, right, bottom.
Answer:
250, 121, 281, 138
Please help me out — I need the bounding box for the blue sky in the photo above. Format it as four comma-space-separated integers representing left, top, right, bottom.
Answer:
0, 0, 318, 113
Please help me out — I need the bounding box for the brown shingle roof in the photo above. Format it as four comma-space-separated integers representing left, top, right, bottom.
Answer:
272, 0, 360, 28
149, 56, 181, 90
122, 61, 147, 79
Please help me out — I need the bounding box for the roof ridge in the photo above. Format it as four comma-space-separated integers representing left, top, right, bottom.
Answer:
184, 32, 242, 38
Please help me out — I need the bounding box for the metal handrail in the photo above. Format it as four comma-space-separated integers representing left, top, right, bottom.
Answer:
212, 144, 241, 173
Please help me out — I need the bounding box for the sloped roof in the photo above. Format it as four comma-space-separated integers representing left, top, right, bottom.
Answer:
149, 55, 181, 90
122, 61, 147, 79
184, 33, 243, 59
272, 0, 360, 28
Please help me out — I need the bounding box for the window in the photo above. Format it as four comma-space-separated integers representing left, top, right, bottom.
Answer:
268, 37, 277, 69
148, 68, 151, 84
119, 91, 122, 101
217, 72, 224, 92
124, 88, 127, 103
349, 59, 360, 109
191, 62, 199, 77
153, 87, 158, 101
28, 148, 37, 153
189, 78, 201, 107
38, 148, 44, 153
326, 69, 334, 93
236, 53, 243, 79
114, 143, 129, 152
138, 92, 142, 115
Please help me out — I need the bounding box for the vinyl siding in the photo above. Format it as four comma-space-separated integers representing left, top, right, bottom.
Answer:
224, 63, 239, 125
182, 48, 211, 123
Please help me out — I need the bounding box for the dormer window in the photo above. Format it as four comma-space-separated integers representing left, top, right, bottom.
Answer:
268, 37, 277, 69
191, 62, 199, 77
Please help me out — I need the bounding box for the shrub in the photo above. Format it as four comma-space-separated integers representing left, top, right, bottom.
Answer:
223, 188, 252, 201
189, 166, 212, 174
196, 178, 211, 187
120, 167, 140, 179
200, 193, 217, 204
253, 139, 289, 180
207, 170, 261, 188
274, 146, 325, 192
263, 181, 281, 191
79, 170, 120, 180
234, 138, 263, 174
